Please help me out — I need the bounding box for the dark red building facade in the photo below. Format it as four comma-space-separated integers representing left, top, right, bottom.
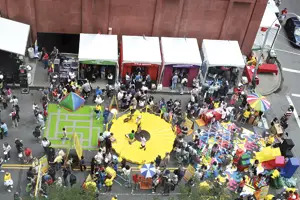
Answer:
0, 0, 268, 55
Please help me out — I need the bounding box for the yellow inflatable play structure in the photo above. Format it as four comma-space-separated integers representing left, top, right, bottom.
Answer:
110, 110, 176, 164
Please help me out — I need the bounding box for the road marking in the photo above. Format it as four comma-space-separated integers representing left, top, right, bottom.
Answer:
291, 94, 300, 98
1, 164, 179, 171
286, 95, 300, 128
282, 67, 300, 74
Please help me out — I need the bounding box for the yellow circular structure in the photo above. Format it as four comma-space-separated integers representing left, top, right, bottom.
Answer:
110, 111, 176, 164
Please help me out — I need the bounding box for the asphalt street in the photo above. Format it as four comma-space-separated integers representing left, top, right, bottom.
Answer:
0, 90, 190, 199
1, 1, 300, 199
261, 0, 300, 185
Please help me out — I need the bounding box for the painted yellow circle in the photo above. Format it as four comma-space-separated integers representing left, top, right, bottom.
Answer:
110, 112, 176, 164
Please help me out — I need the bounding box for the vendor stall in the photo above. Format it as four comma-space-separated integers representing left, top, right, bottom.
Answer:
201, 39, 245, 94
120, 35, 162, 83
0, 17, 30, 85
78, 34, 118, 84
0, 17, 30, 55
160, 37, 202, 87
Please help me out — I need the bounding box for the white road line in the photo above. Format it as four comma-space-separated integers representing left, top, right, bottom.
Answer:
282, 67, 300, 74
286, 95, 300, 128
291, 94, 300, 98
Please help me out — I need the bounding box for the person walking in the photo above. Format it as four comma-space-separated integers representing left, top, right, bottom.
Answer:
62, 166, 71, 186
1, 122, 8, 137
95, 104, 102, 120
10, 96, 18, 108
3, 142, 11, 162
42, 51, 49, 69
37, 112, 45, 129
69, 173, 77, 187
171, 73, 179, 91
61, 128, 69, 140
105, 175, 113, 192
41, 137, 51, 155
111, 195, 118, 200
103, 108, 110, 125
9, 109, 18, 128
79, 156, 87, 171
122, 165, 132, 188
82, 80, 91, 99
180, 76, 188, 95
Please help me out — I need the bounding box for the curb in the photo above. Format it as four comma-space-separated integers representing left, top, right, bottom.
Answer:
260, 59, 284, 96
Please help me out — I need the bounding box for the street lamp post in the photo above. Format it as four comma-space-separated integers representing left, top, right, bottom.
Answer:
252, 13, 300, 88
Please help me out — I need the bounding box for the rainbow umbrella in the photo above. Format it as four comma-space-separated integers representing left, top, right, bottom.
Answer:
247, 93, 270, 112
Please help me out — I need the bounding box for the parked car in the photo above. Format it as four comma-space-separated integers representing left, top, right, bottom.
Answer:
284, 17, 300, 47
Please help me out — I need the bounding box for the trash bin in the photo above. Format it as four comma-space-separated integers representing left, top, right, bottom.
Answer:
266, 49, 277, 64
27, 47, 34, 59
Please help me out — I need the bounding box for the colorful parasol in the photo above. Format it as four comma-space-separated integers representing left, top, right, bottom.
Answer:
247, 93, 270, 112
140, 163, 156, 178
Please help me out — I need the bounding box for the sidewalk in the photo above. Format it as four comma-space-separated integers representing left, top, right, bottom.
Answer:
24, 57, 282, 96
255, 64, 283, 96
24, 57, 191, 95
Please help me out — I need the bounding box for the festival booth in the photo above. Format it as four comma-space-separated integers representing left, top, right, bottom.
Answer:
120, 36, 162, 83
160, 37, 202, 87
78, 34, 119, 84
0, 17, 30, 84
201, 40, 245, 92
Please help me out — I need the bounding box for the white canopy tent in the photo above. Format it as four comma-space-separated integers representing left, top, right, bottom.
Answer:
0, 17, 30, 56
202, 39, 245, 68
161, 37, 202, 66
78, 34, 118, 65
122, 35, 162, 64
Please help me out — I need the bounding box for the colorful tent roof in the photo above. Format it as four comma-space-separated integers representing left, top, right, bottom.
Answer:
59, 92, 85, 111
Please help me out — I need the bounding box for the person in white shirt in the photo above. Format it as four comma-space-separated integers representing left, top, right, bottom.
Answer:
68, 71, 76, 80
138, 99, 145, 108
32, 103, 39, 111
140, 136, 146, 151
117, 91, 124, 101
82, 80, 91, 98
125, 73, 131, 86
94, 151, 103, 164
10, 96, 18, 107
41, 137, 51, 154
102, 131, 111, 139
37, 112, 45, 129
94, 95, 104, 105
122, 165, 132, 187
3, 143, 11, 162
180, 77, 188, 95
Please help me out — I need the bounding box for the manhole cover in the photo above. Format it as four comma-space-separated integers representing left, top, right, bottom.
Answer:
135, 130, 151, 141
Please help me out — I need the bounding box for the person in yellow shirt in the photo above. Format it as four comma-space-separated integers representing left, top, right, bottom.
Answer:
247, 54, 257, 66
95, 104, 102, 120
111, 195, 118, 200
105, 176, 113, 192
213, 100, 220, 109
241, 108, 251, 124
264, 194, 274, 200
266, 135, 275, 146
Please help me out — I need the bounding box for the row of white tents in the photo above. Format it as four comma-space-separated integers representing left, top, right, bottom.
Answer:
0, 17, 246, 84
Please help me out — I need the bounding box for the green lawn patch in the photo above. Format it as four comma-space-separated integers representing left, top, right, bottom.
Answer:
45, 103, 103, 149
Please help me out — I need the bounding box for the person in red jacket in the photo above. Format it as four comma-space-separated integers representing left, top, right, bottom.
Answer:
42, 52, 49, 69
